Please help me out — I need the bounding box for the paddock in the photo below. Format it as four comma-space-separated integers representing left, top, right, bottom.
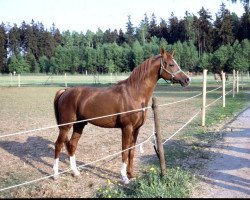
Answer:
0, 72, 248, 198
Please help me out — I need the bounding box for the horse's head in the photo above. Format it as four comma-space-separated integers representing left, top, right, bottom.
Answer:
159, 48, 190, 87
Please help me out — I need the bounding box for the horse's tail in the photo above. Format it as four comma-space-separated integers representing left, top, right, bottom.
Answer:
54, 89, 66, 125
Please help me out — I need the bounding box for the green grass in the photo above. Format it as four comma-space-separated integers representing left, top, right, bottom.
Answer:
95, 166, 195, 198
95, 83, 250, 198
0, 74, 249, 198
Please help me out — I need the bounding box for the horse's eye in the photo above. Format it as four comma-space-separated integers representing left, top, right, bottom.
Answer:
169, 63, 174, 67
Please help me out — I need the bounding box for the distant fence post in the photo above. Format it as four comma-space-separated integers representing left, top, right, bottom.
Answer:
64, 73, 67, 87
152, 97, 166, 176
201, 69, 207, 127
110, 73, 113, 84
233, 69, 235, 98
18, 74, 20, 87
10, 73, 13, 86
241, 71, 244, 89
236, 71, 239, 93
222, 72, 226, 108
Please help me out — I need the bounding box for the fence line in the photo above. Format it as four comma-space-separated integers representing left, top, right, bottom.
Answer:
0, 106, 149, 138
0, 79, 234, 139
0, 132, 155, 192
162, 110, 201, 145
0, 92, 204, 139
0, 73, 242, 193
0, 87, 232, 192
206, 89, 232, 108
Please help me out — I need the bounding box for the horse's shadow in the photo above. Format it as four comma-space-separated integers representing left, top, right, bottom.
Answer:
0, 136, 120, 180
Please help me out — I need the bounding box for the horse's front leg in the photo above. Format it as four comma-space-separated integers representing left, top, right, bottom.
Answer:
121, 125, 133, 184
127, 128, 140, 179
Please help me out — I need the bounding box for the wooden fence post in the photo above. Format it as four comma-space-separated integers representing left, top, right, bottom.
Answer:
18, 74, 20, 87
64, 73, 67, 87
222, 72, 225, 108
110, 73, 113, 84
152, 97, 166, 176
201, 69, 207, 126
233, 69, 235, 98
241, 71, 244, 89
10, 73, 13, 86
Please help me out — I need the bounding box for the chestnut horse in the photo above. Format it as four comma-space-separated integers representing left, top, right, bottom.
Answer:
53, 47, 190, 184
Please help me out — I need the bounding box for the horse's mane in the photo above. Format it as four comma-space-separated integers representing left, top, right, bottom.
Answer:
118, 54, 160, 88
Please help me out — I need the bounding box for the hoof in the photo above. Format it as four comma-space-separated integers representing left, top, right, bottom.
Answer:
122, 175, 130, 184
73, 169, 81, 177
53, 174, 59, 180
127, 172, 135, 179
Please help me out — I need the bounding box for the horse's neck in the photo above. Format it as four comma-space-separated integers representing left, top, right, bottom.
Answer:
127, 59, 159, 104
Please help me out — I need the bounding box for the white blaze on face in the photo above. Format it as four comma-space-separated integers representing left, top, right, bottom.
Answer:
121, 162, 129, 184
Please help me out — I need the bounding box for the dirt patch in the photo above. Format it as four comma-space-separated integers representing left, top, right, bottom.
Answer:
192, 108, 250, 198
0, 86, 203, 198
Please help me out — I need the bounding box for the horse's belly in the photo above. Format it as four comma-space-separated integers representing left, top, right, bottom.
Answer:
87, 116, 118, 128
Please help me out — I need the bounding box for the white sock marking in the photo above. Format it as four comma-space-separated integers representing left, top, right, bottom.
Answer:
70, 155, 80, 176
53, 158, 59, 176
121, 162, 129, 184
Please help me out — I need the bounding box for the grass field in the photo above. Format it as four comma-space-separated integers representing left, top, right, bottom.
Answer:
0, 75, 249, 198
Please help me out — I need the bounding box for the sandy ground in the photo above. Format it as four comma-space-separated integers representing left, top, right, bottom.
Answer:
192, 107, 250, 198
0, 86, 202, 198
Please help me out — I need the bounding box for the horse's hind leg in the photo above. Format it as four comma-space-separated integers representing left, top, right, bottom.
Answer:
53, 125, 72, 177
66, 123, 85, 176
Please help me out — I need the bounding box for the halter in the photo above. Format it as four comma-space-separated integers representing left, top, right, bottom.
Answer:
160, 56, 183, 84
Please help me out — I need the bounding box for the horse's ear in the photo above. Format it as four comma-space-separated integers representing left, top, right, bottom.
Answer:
160, 47, 165, 56
170, 49, 175, 57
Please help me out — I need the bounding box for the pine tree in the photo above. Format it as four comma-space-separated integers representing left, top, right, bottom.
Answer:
213, 3, 235, 50
195, 7, 214, 56
125, 15, 135, 45
168, 12, 179, 44
8, 23, 21, 56
0, 23, 7, 72
237, 5, 250, 40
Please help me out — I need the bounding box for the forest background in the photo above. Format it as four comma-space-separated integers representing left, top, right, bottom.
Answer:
0, 2, 249, 75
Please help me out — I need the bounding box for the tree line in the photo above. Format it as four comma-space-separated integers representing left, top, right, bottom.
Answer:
0, 3, 249, 75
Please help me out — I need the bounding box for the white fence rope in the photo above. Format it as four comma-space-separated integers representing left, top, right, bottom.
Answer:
0, 85, 234, 192
162, 110, 201, 145
0, 132, 154, 192
0, 92, 203, 139
157, 93, 202, 107
206, 89, 232, 108
206, 85, 222, 94
0, 106, 150, 139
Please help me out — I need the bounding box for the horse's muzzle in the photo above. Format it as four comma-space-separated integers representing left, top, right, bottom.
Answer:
180, 77, 190, 87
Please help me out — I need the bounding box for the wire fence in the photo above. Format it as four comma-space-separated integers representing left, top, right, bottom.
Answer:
1, 72, 248, 87
0, 70, 248, 194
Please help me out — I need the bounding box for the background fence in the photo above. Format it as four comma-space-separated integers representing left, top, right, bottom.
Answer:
0, 69, 249, 196
0, 71, 249, 87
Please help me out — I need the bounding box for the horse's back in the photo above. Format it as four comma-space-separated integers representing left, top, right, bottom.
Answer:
55, 85, 147, 129
56, 85, 125, 127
